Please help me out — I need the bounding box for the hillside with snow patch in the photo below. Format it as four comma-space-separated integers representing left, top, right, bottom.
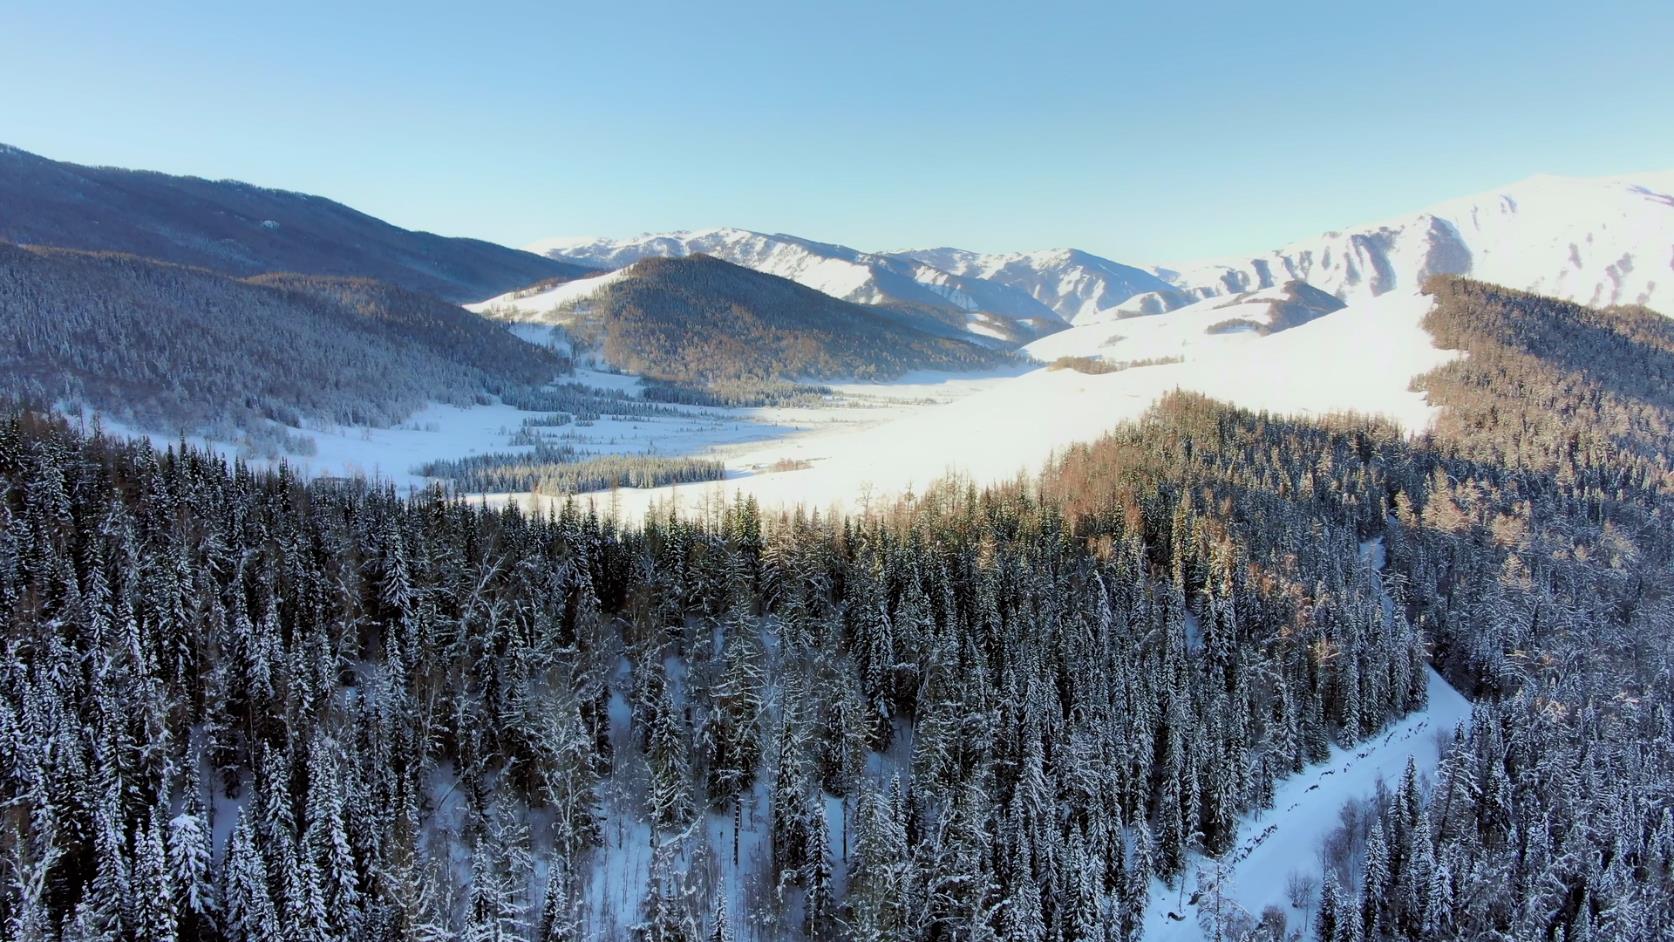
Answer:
466, 268, 630, 321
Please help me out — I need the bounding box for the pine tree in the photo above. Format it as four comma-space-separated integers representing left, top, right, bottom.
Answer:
847, 784, 911, 942
222, 813, 281, 942
1316, 871, 1341, 942
708, 897, 734, 942
538, 854, 579, 942
133, 808, 179, 942
646, 672, 695, 832
168, 793, 217, 933
804, 797, 834, 940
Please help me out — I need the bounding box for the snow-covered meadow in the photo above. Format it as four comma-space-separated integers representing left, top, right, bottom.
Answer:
486, 287, 1457, 523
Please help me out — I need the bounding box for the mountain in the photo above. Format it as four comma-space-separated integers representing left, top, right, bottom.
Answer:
898, 246, 1188, 325
527, 227, 1067, 344
0, 242, 560, 447
480, 253, 1008, 383
0, 143, 593, 303
1158, 172, 1674, 314
1199, 280, 1346, 335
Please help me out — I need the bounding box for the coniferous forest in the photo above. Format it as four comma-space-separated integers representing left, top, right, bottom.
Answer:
2, 277, 1672, 942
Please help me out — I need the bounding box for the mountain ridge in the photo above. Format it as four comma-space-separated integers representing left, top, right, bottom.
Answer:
0, 143, 595, 303
536, 171, 1674, 330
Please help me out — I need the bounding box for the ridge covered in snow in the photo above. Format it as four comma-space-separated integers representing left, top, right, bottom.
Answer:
1157, 172, 1674, 313
899, 246, 1187, 326
527, 171, 1674, 347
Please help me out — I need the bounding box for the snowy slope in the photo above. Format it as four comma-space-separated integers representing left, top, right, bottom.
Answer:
1159, 172, 1674, 314
526, 227, 1068, 343
1026, 282, 1348, 362
464, 268, 628, 321
901, 246, 1189, 325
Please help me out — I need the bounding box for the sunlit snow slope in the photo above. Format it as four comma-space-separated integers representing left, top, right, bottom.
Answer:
1158, 172, 1674, 314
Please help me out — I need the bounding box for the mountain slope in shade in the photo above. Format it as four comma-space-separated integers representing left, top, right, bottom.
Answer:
0, 143, 594, 303
0, 242, 560, 437
482, 253, 1009, 383
899, 246, 1188, 325
527, 227, 1067, 344
1159, 172, 1674, 314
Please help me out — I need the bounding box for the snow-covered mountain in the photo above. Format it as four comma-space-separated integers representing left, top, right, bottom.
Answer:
1158, 172, 1674, 314
898, 246, 1188, 325
527, 227, 1068, 344
526, 171, 1674, 351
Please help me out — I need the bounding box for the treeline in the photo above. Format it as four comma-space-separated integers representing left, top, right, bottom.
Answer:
0, 243, 561, 444
1044, 355, 1182, 375
1417, 275, 1674, 478
639, 379, 834, 409
570, 255, 1009, 384
415, 444, 727, 494
499, 383, 682, 423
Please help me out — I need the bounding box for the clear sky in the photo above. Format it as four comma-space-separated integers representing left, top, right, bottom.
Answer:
4, 0, 1671, 263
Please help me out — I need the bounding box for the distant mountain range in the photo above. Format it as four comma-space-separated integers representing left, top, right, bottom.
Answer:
0, 143, 592, 302
536, 172, 1674, 326
528, 227, 1068, 344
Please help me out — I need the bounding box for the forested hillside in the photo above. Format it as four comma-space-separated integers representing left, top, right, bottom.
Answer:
0, 279, 1670, 942
0, 144, 593, 303
557, 254, 1008, 383
1416, 275, 1674, 472
0, 243, 561, 447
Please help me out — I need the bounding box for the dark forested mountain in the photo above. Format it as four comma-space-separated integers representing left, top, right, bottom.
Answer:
0, 143, 593, 302
538, 254, 1010, 383
0, 243, 561, 446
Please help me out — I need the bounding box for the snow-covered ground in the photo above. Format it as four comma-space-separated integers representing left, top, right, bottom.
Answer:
83, 368, 795, 491
494, 288, 1455, 521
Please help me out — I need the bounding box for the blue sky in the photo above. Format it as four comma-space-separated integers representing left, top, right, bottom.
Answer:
4, 1, 1671, 262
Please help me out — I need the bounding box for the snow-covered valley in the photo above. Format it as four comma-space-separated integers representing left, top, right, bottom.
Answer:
477, 287, 1455, 523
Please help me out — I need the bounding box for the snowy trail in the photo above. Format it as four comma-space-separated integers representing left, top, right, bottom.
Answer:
1140, 537, 1471, 940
